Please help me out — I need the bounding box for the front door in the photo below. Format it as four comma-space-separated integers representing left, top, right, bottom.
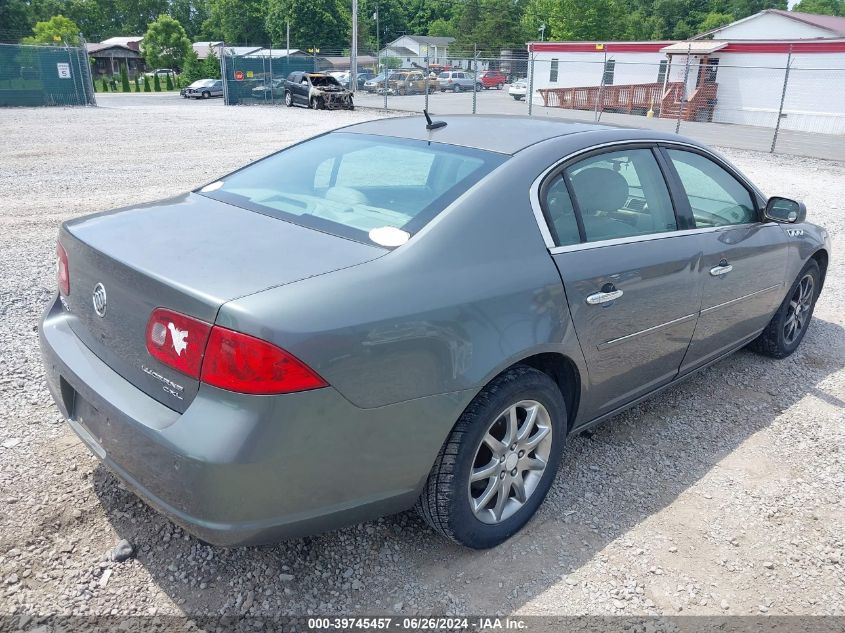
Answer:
543, 146, 702, 421
661, 147, 789, 373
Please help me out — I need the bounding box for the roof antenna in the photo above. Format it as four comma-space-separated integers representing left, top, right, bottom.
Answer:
423, 109, 446, 131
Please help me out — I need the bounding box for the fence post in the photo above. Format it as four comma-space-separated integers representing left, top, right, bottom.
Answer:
472, 46, 478, 115
424, 56, 429, 113
676, 43, 691, 134
594, 48, 607, 122
220, 44, 228, 105
771, 48, 793, 154
79, 35, 96, 105
527, 51, 534, 116
268, 46, 274, 106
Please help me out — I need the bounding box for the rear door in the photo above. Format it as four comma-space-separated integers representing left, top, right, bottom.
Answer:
543, 145, 703, 421
661, 147, 789, 373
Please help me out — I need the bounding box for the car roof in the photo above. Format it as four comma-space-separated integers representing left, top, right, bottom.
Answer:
338, 115, 687, 155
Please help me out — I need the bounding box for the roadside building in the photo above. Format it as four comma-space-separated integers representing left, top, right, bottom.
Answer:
527, 10, 845, 134
380, 35, 454, 68
86, 37, 144, 77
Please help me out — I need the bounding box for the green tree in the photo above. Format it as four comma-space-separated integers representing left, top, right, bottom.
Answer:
134, 75, 141, 90
120, 62, 130, 90
179, 47, 204, 84
383, 55, 401, 69
697, 11, 735, 31
204, 0, 269, 44
165, 72, 174, 89
142, 14, 192, 70
792, 0, 844, 14
111, 0, 169, 36
169, 0, 210, 38
143, 74, 151, 91
153, 72, 161, 90
427, 18, 455, 37
451, 0, 481, 54
101, 76, 109, 91
202, 50, 221, 78
265, 0, 350, 50
0, 0, 33, 39
22, 15, 81, 45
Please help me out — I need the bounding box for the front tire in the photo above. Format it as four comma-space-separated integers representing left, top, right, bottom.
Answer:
417, 366, 566, 549
453, 84, 461, 93
749, 259, 820, 358
284, 91, 293, 107
201, 91, 210, 99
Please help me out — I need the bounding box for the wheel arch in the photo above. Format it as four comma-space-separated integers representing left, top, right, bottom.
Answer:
462, 351, 583, 434
811, 248, 829, 290
514, 352, 581, 432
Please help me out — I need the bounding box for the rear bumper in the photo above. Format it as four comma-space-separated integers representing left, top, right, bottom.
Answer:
39, 295, 465, 545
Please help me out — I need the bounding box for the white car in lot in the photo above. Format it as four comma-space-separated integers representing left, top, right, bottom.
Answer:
508, 79, 528, 101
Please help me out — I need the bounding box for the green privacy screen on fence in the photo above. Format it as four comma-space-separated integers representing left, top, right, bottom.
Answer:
221, 53, 318, 105
0, 43, 96, 107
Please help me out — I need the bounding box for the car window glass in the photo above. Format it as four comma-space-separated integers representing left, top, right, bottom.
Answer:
565, 149, 677, 243
205, 133, 506, 245
666, 149, 756, 227
543, 177, 580, 246
336, 145, 435, 187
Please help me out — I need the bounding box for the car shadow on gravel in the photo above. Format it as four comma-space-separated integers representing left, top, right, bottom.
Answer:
90, 316, 844, 617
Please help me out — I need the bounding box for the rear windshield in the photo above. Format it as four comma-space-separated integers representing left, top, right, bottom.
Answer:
199, 133, 506, 246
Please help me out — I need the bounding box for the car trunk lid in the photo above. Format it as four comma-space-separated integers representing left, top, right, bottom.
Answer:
61, 193, 384, 412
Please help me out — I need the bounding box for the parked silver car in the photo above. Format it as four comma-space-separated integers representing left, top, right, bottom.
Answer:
181, 79, 223, 99
438, 70, 481, 92
40, 116, 829, 549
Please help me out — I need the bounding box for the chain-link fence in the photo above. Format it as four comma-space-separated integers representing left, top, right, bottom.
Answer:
220, 50, 845, 160
0, 41, 96, 107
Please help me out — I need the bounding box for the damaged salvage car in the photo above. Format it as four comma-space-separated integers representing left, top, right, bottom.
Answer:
40, 115, 829, 549
283, 71, 354, 110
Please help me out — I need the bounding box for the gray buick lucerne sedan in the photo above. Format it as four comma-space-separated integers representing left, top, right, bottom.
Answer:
40, 115, 830, 549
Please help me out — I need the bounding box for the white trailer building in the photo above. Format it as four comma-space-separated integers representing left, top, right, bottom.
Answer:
528, 10, 845, 134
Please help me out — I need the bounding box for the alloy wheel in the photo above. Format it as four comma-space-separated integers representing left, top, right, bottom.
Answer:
784, 273, 814, 345
467, 400, 553, 525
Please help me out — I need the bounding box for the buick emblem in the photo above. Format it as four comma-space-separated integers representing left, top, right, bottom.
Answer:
92, 283, 107, 317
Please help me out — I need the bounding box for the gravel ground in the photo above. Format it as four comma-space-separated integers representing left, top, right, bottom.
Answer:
0, 102, 843, 621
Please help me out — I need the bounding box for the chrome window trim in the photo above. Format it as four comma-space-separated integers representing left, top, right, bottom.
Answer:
700, 283, 783, 315
529, 138, 767, 251
598, 313, 697, 351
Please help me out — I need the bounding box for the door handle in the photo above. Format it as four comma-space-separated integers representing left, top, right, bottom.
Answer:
710, 259, 733, 276
586, 286, 624, 305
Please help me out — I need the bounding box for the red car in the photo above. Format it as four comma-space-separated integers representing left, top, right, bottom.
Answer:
478, 70, 507, 90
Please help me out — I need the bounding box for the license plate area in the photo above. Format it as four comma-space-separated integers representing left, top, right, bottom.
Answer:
64, 381, 108, 459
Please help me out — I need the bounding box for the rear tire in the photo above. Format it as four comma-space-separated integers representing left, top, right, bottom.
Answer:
749, 259, 820, 358
416, 366, 566, 549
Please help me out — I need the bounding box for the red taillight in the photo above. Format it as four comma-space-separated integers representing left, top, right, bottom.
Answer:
144, 308, 327, 394
57, 242, 70, 295
145, 308, 212, 378
201, 326, 327, 395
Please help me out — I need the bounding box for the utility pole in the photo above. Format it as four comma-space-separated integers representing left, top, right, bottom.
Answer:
374, 7, 380, 72
351, 0, 358, 92
286, 19, 290, 54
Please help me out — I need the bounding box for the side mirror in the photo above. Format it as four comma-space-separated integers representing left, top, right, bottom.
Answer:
765, 196, 806, 224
